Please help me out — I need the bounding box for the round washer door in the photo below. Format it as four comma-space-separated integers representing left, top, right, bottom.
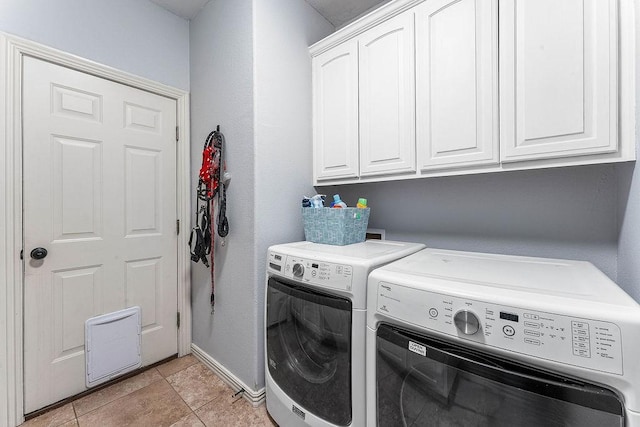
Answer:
376, 324, 624, 427
266, 277, 352, 426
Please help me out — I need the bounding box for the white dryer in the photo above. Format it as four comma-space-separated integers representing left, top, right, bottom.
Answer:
366, 248, 640, 426
265, 240, 425, 427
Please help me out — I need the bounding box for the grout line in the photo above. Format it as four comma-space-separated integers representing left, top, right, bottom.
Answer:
26, 356, 178, 421
71, 401, 79, 426
76, 371, 166, 418
165, 360, 236, 413
193, 410, 207, 426
164, 374, 217, 414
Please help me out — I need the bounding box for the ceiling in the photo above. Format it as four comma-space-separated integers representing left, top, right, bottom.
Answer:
148, 0, 389, 27
304, 0, 389, 27
148, 0, 210, 20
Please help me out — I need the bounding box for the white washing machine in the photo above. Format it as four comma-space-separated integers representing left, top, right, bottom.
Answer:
366, 248, 640, 426
265, 240, 425, 427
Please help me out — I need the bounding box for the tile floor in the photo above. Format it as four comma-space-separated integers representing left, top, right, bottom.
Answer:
21, 355, 278, 427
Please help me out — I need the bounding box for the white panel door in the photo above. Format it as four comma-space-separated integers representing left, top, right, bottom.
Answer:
500, 0, 618, 162
23, 57, 178, 412
416, 0, 498, 170
313, 40, 359, 181
359, 11, 416, 177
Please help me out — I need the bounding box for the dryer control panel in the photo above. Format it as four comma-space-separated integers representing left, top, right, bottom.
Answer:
376, 281, 623, 375
268, 252, 353, 291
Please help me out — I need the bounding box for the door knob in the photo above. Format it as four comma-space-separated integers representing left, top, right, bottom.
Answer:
30, 247, 48, 260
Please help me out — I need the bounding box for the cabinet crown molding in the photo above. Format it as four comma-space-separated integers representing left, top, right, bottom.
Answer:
309, 0, 425, 56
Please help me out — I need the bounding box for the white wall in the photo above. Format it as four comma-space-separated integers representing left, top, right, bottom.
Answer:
254, 0, 334, 387
190, 0, 332, 392
0, 0, 189, 90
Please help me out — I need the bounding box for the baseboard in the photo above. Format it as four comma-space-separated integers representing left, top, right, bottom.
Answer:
190, 344, 266, 407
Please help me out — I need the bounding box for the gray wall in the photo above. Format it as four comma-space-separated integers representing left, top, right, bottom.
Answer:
190, 0, 333, 392
190, 0, 257, 389
322, 165, 620, 280
0, 0, 190, 90
254, 0, 334, 387
617, 163, 638, 300
616, 0, 640, 302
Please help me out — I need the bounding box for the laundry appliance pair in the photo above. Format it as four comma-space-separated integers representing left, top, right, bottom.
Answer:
266, 242, 640, 427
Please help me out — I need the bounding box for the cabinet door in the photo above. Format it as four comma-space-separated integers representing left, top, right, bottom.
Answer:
500, 0, 618, 162
313, 40, 359, 181
359, 11, 416, 177
416, 0, 498, 170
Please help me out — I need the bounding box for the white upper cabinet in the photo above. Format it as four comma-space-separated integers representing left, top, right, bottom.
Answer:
416, 0, 498, 170
499, 0, 618, 162
309, 0, 633, 186
358, 11, 416, 177
313, 40, 359, 181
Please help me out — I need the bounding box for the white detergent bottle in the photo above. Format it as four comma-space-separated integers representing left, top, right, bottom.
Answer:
332, 194, 347, 208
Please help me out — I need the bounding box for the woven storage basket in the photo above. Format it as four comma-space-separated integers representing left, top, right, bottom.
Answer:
302, 207, 370, 245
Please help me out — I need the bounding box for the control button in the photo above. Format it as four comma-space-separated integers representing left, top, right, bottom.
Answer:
503, 325, 516, 337
292, 263, 305, 278
311, 270, 317, 277
524, 338, 540, 346
523, 313, 539, 320
524, 329, 540, 337
573, 348, 591, 358
454, 310, 480, 335
524, 321, 540, 329
429, 308, 438, 318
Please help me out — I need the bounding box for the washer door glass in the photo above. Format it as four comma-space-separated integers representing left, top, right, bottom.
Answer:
376, 324, 624, 427
266, 277, 352, 426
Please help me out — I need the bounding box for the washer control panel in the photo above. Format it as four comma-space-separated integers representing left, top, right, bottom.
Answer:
376, 282, 623, 375
269, 252, 353, 291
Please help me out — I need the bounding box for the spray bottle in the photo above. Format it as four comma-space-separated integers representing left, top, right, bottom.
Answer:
309, 194, 326, 208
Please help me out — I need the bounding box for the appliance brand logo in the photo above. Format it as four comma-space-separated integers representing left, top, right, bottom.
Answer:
408, 341, 427, 357
292, 405, 305, 420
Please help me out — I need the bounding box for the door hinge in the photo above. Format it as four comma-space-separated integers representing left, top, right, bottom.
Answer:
177, 219, 180, 235
176, 126, 179, 142
177, 312, 181, 329
20, 249, 23, 260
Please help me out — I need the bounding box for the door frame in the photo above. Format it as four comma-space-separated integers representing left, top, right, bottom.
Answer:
0, 33, 192, 427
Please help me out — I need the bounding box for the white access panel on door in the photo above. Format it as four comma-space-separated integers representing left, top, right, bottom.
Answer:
85, 307, 142, 388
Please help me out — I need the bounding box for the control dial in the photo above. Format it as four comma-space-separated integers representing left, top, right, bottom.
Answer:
292, 263, 305, 278
454, 310, 480, 335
